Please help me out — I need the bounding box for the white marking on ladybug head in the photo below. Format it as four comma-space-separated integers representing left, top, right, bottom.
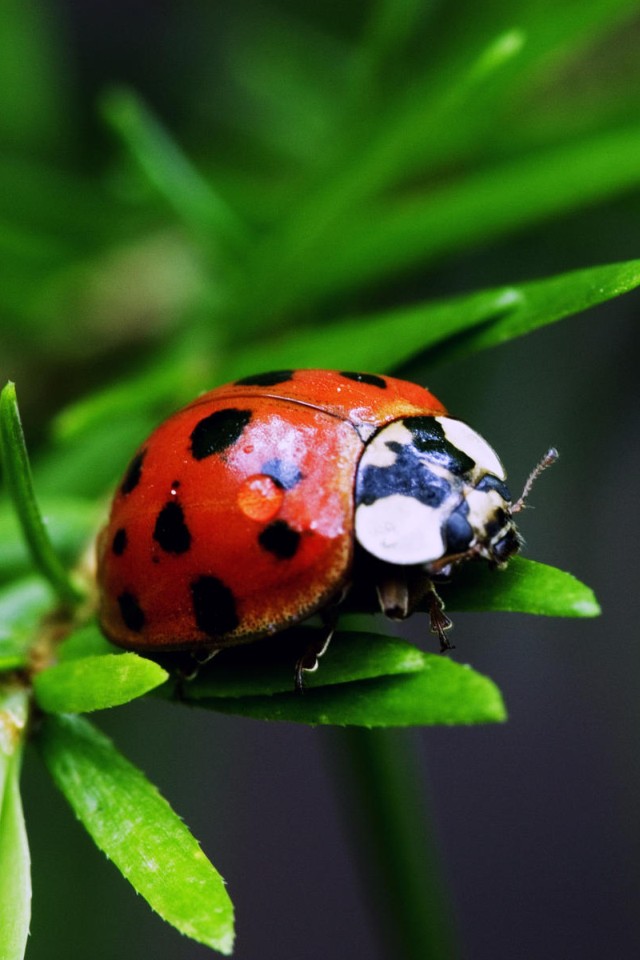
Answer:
435, 417, 506, 480
359, 420, 413, 468
464, 487, 506, 532
355, 493, 449, 565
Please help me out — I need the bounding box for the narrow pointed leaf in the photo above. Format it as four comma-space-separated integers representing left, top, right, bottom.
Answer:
0, 685, 29, 769
37, 714, 234, 954
101, 87, 245, 248
0, 686, 30, 960
234, 109, 640, 330
224, 285, 518, 381
185, 629, 426, 699
429, 258, 640, 365
227, 257, 640, 379
235, 26, 528, 327
194, 656, 506, 727
302, 124, 640, 303
341, 0, 640, 196
349, 0, 427, 104
0, 752, 31, 960
442, 556, 601, 618
0, 382, 84, 604
339, 558, 600, 619
34, 654, 168, 714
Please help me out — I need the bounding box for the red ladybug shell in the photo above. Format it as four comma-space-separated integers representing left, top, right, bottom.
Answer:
97, 369, 448, 651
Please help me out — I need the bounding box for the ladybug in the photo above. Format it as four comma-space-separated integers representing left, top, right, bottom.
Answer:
97, 369, 555, 686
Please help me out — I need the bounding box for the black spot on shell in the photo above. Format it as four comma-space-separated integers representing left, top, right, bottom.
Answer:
190, 408, 252, 460
118, 592, 145, 632
261, 458, 303, 490
234, 370, 294, 387
191, 576, 239, 636
153, 501, 192, 554
406, 417, 475, 476
340, 371, 387, 389
120, 449, 146, 495
112, 528, 128, 556
258, 520, 301, 559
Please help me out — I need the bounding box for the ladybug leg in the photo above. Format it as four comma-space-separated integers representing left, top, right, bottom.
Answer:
294, 595, 346, 692
376, 576, 411, 620
424, 584, 454, 653
376, 566, 454, 652
376, 565, 430, 620
169, 646, 219, 683
294, 625, 336, 692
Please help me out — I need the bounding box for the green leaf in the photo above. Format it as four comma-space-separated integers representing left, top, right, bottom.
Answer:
339, 0, 640, 195
442, 556, 601, 618
57, 622, 116, 661
0, 686, 30, 960
0, 751, 31, 960
224, 284, 519, 381
349, 0, 430, 104
171, 556, 596, 716
429, 258, 640, 366
227, 7, 351, 166
185, 629, 426, 700
337, 26, 526, 203
0, 577, 53, 671
37, 714, 235, 954
316, 124, 640, 304
235, 26, 527, 328
0, 383, 84, 604
0, 685, 29, 764
193, 655, 506, 728
226, 257, 640, 379
101, 87, 245, 250
334, 558, 599, 620
34, 653, 168, 714
235, 115, 640, 323
232, 0, 640, 326
0, 496, 100, 583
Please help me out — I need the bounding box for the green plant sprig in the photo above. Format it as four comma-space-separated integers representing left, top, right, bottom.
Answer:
0, 383, 84, 607
0, 355, 602, 958
3, 0, 640, 955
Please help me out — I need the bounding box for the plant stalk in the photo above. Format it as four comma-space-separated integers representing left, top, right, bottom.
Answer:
0, 382, 84, 606
331, 727, 459, 960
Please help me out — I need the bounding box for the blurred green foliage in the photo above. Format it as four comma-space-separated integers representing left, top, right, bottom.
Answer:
1, 0, 640, 957
2, 0, 640, 491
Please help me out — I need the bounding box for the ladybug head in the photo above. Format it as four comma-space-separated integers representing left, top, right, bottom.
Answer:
354, 415, 531, 572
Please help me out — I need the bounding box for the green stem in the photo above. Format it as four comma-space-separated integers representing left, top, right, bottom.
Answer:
333, 728, 459, 960
0, 382, 84, 606
0, 685, 31, 960
101, 87, 246, 251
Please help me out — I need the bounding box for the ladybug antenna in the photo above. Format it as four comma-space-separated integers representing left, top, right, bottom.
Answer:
511, 447, 559, 514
